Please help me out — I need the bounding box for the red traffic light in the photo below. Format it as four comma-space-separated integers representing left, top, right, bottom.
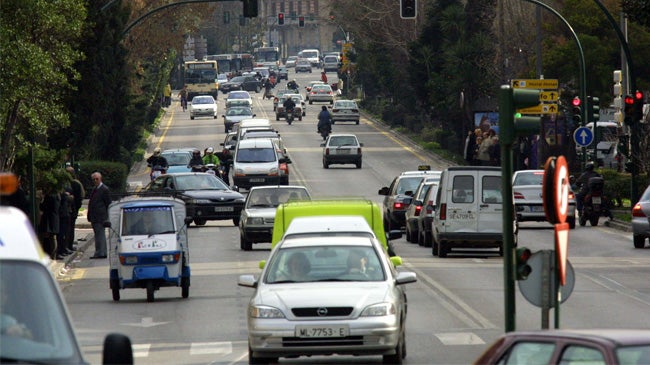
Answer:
278, 12, 284, 25
572, 97, 581, 107
625, 95, 635, 105
635, 90, 644, 101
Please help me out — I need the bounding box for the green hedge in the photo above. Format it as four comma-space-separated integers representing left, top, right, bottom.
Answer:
599, 168, 648, 207
77, 161, 129, 197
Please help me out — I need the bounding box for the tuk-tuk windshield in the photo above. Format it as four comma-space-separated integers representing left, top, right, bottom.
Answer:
122, 206, 175, 236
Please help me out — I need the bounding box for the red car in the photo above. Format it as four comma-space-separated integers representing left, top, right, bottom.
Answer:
474, 329, 650, 365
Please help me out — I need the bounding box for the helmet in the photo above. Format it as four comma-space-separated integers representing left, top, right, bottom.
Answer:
153, 147, 161, 155
585, 162, 595, 171
206, 147, 214, 153
292, 79, 296, 82
192, 149, 201, 156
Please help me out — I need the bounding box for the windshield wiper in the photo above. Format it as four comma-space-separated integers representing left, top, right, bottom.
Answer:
149, 230, 175, 237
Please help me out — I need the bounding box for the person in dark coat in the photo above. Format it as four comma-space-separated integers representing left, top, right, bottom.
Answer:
38, 188, 60, 260
56, 189, 72, 259
87, 172, 111, 259
66, 167, 84, 251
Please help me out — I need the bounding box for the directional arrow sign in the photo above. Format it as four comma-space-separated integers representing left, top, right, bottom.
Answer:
516, 103, 559, 115
540, 91, 559, 101
573, 126, 593, 147
511, 79, 559, 89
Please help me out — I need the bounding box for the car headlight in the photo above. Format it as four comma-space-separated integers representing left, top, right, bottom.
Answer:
247, 217, 264, 225
360, 302, 396, 317
249, 305, 285, 318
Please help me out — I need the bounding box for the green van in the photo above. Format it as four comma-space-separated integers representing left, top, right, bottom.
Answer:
271, 199, 401, 255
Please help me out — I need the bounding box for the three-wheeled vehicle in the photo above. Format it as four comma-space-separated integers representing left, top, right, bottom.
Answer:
105, 196, 192, 302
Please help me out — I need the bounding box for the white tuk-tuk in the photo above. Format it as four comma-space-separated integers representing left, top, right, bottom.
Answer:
105, 196, 192, 302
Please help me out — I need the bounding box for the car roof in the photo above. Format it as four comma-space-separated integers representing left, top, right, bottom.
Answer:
279, 235, 376, 249
0, 206, 50, 264
162, 147, 196, 153
249, 185, 308, 192
285, 216, 373, 236
237, 138, 275, 148
501, 329, 650, 346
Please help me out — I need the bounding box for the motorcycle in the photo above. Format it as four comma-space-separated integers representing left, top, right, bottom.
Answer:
150, 165, 167, 181
286, 108, 295, 125
318, 125, 332, 141
579, 176, 612, 227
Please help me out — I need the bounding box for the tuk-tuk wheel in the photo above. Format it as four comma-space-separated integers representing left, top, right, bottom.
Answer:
146, 281, 155, 302
181, 277, 190, 298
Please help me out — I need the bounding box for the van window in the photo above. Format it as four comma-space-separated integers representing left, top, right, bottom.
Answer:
482, 176, 502, 203
237, 147, 276, 163
452, 176, 474, 203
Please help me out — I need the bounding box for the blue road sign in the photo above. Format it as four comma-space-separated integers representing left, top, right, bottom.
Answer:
573, 127, 593, 147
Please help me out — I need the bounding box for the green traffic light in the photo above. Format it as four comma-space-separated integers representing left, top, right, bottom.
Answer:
515, 112, 522, 118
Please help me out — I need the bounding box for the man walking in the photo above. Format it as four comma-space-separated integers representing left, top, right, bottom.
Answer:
87, 172, 111, 259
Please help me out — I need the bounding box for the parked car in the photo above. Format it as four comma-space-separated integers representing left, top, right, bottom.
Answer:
161, 148, 195, 173
144, 172, 245, 226
404, 178, 439, 243
238, 185, 311, 250
321, 133, 363, 169
330, 99, 360, 124
295, 59, 312, 73
238, 234, 416, 364
189, 95, 218, 120
417, 183, 439, 247
474, 329, 650, 365
222, 106, 255, 133
275, 94, 303, 121
308, 84, 335, 104
632, 184, 650, 248
225, 90, 253, 109
285, 56, 298, 68
220, 75, 261, 93
513, 169, 576, 229
378, 168, 441, 231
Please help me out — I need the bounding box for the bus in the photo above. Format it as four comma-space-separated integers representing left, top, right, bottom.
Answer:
207, 54, 236, 77
183, 60, 219, 100
253, 47, 280, 68
235, 53, 254, 72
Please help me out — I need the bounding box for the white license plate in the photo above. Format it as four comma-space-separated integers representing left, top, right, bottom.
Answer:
336, 149, 351, 154
531, 206, 544, 212
295, 325, 349, 338
214, 206, 234, 212
249, 178, 265, 182
592, 197, 602, 204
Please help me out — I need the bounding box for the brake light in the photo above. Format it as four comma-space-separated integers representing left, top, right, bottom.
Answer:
513, 192, 525, 199
332, 109, 339, 112
415, 205, 422, 216
393, 202, 404, 210
632, 203, 646, 217
440, 203, 447, 220
568, 191, 575, 200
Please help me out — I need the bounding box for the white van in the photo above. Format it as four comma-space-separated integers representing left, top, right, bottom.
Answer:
298, 49, 320, 68
234, 118, 273, 140
431, 166, 511, 257
322, 55, 340, 72
233, 138, 289, 189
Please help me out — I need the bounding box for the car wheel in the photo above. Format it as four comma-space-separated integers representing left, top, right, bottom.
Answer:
356, 160, 362, 169
323, 159, 329, 169
424, 231, 432, 247
405, 225, 412, 243
579, 214, 587, 226
437, 241, 448, 258
276, 115, 280, 121
331, 120, 335, 124
589, 216, 599, 226
298, 116, 302, 121
240, 234, 252, 251
432, 240, 438, 256
309, 100, 313, 105
417, 229, 424, 247
356, 120, 360, 125
255, 86, 260, 93
248, 346, 277, 365
633, 235, 646, 248
382, 327, 405, 364
190, 116, 195, 120
111, 279, 120, 301
194, 218, 207, 226
567, 217, 576, 229
181, 275, 190, 298
225, 127, 229, 133
233, 217, 240, 226
330, 100, 333, 104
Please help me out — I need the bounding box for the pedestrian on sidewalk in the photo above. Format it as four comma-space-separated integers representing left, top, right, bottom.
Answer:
87, 172, 111, 259
66, 167, 84, 251
38, 187, 60, 260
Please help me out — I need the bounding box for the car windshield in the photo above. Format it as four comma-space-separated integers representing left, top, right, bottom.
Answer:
513, 172, 544, 186
121, 206, 175, 236
236, 148, 276, 163
0, 262, 83, 363
192, 96, 214, 104
161, 152, 191, 166
226, 107, 253, 116
175, 174, 228, 190
264, 245, 385, 284
246, 188, 310, 208
329, 136, 358, 147
228, 92, 249, 100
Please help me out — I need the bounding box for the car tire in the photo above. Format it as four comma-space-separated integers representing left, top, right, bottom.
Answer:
331, 120, 335, 124
255, 86, 261, 93
181, 274, 190, 298
437, 241, 448, 258
298, 116, 302, 121
111, 279, 120, 301
579, 214, 587, 226
432, 240, 438, 256
589, 216, 599, 226
356, 160, 362, 169
248, 346, 277, 365
356, 120, 360, 125
309, 100, 313, 105
276, 115, 280, 121
424, 231, 432, 247
407, 224, 418, 243
567, 217, 576, 229
240, 235, 252, 251
382, 327, 405, 364
323, 159, 329, 169
233, 217, 240, 226
146, 281, 155, 303
633, 235, 646, 248
190, 116, 195, 120
405, 226, 412, 242
417, 229, 425, 247
194, 218, 207, 226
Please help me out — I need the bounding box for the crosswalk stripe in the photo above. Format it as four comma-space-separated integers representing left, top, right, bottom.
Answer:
190, 341, 233, 355
133, 343, 151, 358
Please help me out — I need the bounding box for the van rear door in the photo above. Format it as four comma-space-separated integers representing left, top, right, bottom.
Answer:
477, 171, 503, 234
444, 173, 479, 233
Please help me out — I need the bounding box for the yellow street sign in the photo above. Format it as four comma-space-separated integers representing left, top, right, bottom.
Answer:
517, 103, 559, 115
540, 91, 559, 102
511, 79, 559, 89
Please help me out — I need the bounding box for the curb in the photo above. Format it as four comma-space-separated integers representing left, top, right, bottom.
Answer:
604, 219, 633, 232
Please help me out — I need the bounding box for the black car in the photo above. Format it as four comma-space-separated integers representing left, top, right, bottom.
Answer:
144, 173, 245, 226
220, 76, 261, 93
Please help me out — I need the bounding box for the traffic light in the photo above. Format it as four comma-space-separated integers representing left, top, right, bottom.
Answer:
634, 90, 645, 123
624, 94, 635, 125
400, 0, 417, 19
572, 97, 582, 126
242, 0, 258, 18
278, 12, 284, 25
587, 96, 599, 123
515, 247, 532, 280
299, 16, 305, 27
498, 86, 541, 145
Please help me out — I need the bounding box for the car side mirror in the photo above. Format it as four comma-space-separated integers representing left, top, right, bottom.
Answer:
378, 187, 390, 195
359, 143, 364, 147
320, 143, 326, 147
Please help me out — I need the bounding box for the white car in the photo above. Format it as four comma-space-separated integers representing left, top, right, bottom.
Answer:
513, 169, 576, 228
238, 234, 416, 364
330, 99, 360, 124
321, 133, 363, 169
285, 56, 298, 68
225, 90, 253, 109
189, 95, 218, 120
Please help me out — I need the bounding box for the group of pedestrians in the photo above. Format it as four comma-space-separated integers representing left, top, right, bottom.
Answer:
464, 128, 501, 166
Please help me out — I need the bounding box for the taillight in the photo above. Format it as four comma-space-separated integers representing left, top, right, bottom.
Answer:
513, 192, 525, 199
393, 202, 404, 210
568, 191, 575, 200
415, 205, 422, 216
632, 203, 646, 218
425, 201, 434, 214
440, 203, 447, 220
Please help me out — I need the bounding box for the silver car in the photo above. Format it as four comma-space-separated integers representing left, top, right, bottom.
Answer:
238, 185, 311, 251
308, 84, 335, 104
330, 99, 360, 124
513, 169, 576, 229
632, 184, 650, 248
238, 235, 416, 364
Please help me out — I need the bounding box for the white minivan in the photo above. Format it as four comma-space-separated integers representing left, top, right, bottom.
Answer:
431, 166, 511, 258
233, 138, 289, 190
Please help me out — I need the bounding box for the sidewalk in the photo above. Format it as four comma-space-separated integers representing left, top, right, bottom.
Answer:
49, 199, 95, 278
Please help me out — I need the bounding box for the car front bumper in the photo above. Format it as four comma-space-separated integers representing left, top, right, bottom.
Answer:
186, 203, 243, 221
233, 175, 282, 190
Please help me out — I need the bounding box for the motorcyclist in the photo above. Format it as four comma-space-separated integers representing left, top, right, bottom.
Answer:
575, 161, 601, 212
263, 79, 273, 99
321, 71, 328, 84
287, 79, 299, 91
283, 96, 296, 121
317, 105, 332, 140
188, 149, 204, 171
146, 147, 169, 171
202, 147, 220, 165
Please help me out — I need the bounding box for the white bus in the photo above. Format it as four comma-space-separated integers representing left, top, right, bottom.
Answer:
183, 60, 219, 99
